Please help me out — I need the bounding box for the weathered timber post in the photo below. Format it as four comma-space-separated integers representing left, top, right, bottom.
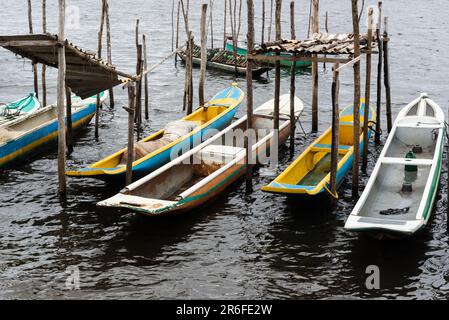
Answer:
105, 0, 114, 108
383, 17, 392, 133
323, 10, 328, 70
209, 0, 214, 48
311, 0, 319, 132
125, 83, 136, 186
136, 44, 143, 140
268, 0, 273, 42
261, 0, 266, 44
95, 0, 106, 139
172, 0, 175, 52
42, 0, 47, 107
223, 0, 227, 49
187, 32, 194, 114
65, 85, 73, 155
175, 0, 180, 66
57, 0, 67, 195
375, 1, 383, 144
289, 1, 296, 152
246, 0, 255, 185
143, 34, 149, 120
273, 0, 281, 136
362, 8, 373, 173
330, 63, 340, 203
28, 0, 39, 100
199, 4, 208, 107
351, 0, 361, 198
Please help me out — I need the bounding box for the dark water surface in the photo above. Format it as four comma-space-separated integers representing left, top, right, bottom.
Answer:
1, 0, 449, 299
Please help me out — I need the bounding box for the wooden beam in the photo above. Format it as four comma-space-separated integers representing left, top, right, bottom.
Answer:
330, 62, 340, 204
57, 0, 67, 196
199, 4, 208, 107
125, 83, 136, 186
95, 0, 106, 139
143, 34, 149, 120
362, 8, 373, 173
42, 0, 47, 107
246, 0, 255, 185
375, 1, 383, 144
274, 0, 282, 133
27, 0, 39, 100
250, 54, 351, 64
105, 0, 114, 108
351, 0, 361, 198
65, 85, 73, 155
289, 1, 296, 152
311, 0, 319, 132
383, 16, 392, 133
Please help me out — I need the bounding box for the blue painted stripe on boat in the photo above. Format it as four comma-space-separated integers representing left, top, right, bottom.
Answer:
313, 144, 351, 150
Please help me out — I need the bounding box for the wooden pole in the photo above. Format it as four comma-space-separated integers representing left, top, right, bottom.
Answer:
57, 0, 66, 195
143, 34, 149, 120
105, 0, 114, 108
330, 63, 340, 203
28, 0, 39, 100
65, 85, 73, 155
261, 0, 265, 44
268, 0, 273, 42
311, 0, 319, 132
125, 83, 136, 186
187, 32, 194, 114
136, 44, 143, 140
223, 0, 227, 49
209, 0, 214, 48
171, 0, 175, 52
246, 0, 254, 185
199, 4, 208, 107
362, 8, 373, 173
229, 0, 239, 76
274, 0, 281, 134
289, 1, 296, 152
175, 0, 180, 65
383, 17, 392, 133
375, 1, 383, 144
95, 0, 106, 139
180, 0, 190, 111
323, 11, 328, 70
351, 0, 361, 198
41, 0, 47, 107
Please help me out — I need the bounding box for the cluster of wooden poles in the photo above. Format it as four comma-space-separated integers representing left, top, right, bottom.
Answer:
245, 0, 392, 201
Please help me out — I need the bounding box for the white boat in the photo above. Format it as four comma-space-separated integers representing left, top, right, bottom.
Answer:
344, 94, 445, 239
98, 94, 304, 216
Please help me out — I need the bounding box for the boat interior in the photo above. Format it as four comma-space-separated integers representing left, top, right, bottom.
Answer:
125, 114, 286, 202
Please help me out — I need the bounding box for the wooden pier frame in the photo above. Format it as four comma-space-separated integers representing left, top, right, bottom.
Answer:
375, 1, 383, 144
311, 0, 319, 132
289, 1, 296, 152
104, 0, 115, 108
143, 34, 149, 120
41, 0, 47, 107
362, 8, 373, 173
199, 4, 208, 107
95, 0, 106, 139
57, 0, 67, 195
125, 83, 136, 186
351, 0, 361, 198
330, 62, 340, 202
28, 0, 39, 100
65, 85, 73, 155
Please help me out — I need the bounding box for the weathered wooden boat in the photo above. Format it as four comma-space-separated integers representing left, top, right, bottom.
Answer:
345, 94, 445, 239
97, 94, 304, 216
262, 100, 375, 198
226, 41, 312, 69
178, 44, 271, 77
0, 91, 107, 168
0, 93, 40, 125
67, 84, 244, 181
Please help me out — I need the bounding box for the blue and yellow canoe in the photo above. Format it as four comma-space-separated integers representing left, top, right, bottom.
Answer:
66, 84, 244, 181
0, 91, 107, 168
262, 100, 375, 198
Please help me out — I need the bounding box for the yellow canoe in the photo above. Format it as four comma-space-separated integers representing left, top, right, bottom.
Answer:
66, 84, 244, 181
262, 99, 376, 198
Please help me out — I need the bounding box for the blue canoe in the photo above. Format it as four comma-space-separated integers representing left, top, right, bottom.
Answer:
66, 83, 244, 181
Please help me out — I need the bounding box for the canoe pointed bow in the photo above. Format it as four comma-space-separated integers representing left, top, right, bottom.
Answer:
97, 194, 178, 215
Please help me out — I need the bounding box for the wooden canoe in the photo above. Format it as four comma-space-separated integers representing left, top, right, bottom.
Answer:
0, 93, 41, 126
225, 41, 312, 69
344, 94, 445, 239
97, 94, 304, 216
0, 91, 107, 168
66, 84, 244, 181
178, 44, 271, 77
262, 100, 375, 198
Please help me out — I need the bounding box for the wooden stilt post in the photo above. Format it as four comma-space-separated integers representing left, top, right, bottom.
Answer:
42, 0, 47, 107
330, 63, 340, 203
261, 0, 265, 44
105, 0, 114, 108
125, 83, 136, 186
383, 17, 392, 133
175, 0, 180, 66
65, 85, 73, 155
229, 0, 240, 76
209, 0, 214, 48
268, 0, 273, 42
362, 8, 373, 173
171, 0, 175, 52
311, 0, 319, 132
274, 0, 281, 134
28, 0, 39, 100
143, 34, 149, 120
375, 1, 383, 144
199, 4, 208, 107
246, 0, 254, 185
95, 0, 106, 139
187, 32, 194, 114
223, 0, 227, 49
57, 0, 67, 195
351, 0, 361, 198
136, 44, 143, 140
180, 0, 191, 113
323, 11, 328, 70
289, 1, 296, 152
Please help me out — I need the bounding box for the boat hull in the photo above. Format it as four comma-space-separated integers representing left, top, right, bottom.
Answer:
0, 102, 96, 168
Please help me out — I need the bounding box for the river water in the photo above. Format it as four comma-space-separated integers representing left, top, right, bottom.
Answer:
1, 0, 449, 299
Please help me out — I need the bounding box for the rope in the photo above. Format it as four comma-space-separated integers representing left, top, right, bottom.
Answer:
324, 183, 339, 199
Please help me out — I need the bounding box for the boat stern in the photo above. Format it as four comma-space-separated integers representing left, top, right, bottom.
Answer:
97, 193, 180, 215
344, 215, 424, 238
